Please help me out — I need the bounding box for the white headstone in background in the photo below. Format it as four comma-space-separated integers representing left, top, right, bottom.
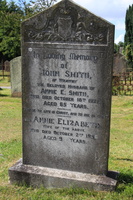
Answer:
10, 56, 22, 97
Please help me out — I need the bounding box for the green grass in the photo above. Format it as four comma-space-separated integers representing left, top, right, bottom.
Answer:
0, 71, 10, 76
0, 70, 10, 87
0, 88, 11, 97
0, 89, 133, 200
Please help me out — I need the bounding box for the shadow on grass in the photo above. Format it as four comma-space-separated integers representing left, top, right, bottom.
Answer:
118, 171, 133, 184
117, 158, 133, 162
0, 94, 9, 97
0, 89, 9, 97
0, 88, 11, 97
115, 171, 133, 193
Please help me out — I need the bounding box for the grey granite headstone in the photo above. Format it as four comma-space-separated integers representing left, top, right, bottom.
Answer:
10, 56, 22, 97
9, 0, 118, 191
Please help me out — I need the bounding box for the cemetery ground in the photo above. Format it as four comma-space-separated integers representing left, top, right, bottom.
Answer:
0, 84, 133, 199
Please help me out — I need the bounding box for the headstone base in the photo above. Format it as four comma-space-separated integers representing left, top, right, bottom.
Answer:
9, 159, 118, 191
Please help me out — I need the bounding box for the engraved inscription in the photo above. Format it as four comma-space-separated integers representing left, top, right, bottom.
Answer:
24, 47, 107, 146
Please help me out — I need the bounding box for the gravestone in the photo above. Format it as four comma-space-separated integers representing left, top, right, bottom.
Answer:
4, 60, 10, 72
9, 0, 118, 191
10, 56, 22, 97
113, 53, 127, 76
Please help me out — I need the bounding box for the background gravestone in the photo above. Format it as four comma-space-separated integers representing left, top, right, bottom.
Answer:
9, 0, 118, 191
113, 53, 127, 76
4, 60, 10, 72
10, 56, 22, 97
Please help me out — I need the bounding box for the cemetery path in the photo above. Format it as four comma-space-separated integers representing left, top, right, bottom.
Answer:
0, 86, 11, 89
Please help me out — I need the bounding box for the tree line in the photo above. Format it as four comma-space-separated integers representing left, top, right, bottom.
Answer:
0, 1, 133, 70
114, 4, 133, 70
0, 0, 57, 61
124, 4, 133, 70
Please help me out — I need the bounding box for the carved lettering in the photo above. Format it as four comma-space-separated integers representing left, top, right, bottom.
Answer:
33, 116, 54, 124
65, 71, 90, 78
72, 128, 84, 132
76, 133, 83, 137
54, 96, 74, 101
47, 83, 65, 89
56, 111, 69, 115
42, 130, 51, 134
34, 51, 65, 60
69, 90, 87, 96
70, 103, 88, 109
69, 53, 98, 63
43, 53, 65, 61
58, 118, 80, 126
44, 135, 57, 140
43, 101, 57, 106
81, 122, 101, 128
68, 85, 88, 90
42, 96, 52, 100
31, 128, 39, 133
86, 134, 98, 140
88, 99, 102, 104
30, 94, 40, 99
43, 110, 51, 113
41, 89, 57, 94
59, 79, 77, 83
42, 70, 60, 77
54, 131, 73, 137
70, 138, 86, 144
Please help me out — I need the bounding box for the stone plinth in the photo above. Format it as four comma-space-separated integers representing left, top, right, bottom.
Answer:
9, 159, 118, 191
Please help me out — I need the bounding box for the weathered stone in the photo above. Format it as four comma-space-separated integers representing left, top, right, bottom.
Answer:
9, 159, 118, 191
9, 0, 118, 191
113, 53, 127, 76
10, 56, 22, 97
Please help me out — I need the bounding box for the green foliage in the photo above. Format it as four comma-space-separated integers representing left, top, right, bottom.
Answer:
114, 43, 118, 53
30, 0, 57, 13
0, 0, 23, 59
114, 42, 124, 54
0, 0, 57, 60
125, 5, 133, 46
18, 0, 35, 17
0, 12, 21, 58
0, 0, 8, 11
124, 4, 133, 69
125, 44, 133, 69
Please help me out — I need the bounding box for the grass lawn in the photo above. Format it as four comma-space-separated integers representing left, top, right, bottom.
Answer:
0, 88, 133, 200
